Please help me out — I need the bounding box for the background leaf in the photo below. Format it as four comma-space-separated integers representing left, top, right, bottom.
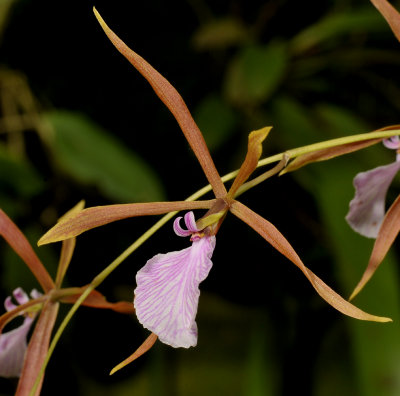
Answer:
192, 17, 249, 51
291, 8, 388, 54
0, 144, 45, 217
44, 110, 165, 203
194, 94, 237, 151
224, 43, 287, 105
273, 98, 400, 396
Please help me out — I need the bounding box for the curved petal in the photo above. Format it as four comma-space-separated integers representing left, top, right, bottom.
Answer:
350, 192, 400, 300
383, 136, 400, 149
370, 0, 400, 43
227, 127, 271, 198
0, 317, 33, 377
134, 236, 216, 348
0, 210, 54, 291
38, 200, 215, 245
173, 212, 199, 237
346, 161, 400, 238
230, 201, 391, 322
93, 8, 227, 198
110, 333, 158, 375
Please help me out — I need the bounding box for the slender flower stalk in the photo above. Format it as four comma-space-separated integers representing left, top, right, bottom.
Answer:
30, 10, 398, 382
17, 8, 400, 392
346, 136, 400, 300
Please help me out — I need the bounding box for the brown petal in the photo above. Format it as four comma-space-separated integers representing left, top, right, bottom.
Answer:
227, 126, 272, 198
282, 125, 400, 174
230, 201, 391, 322
15, 300, 59, 396
60, 288, 135, 314
0, 298, 45, 333
93, 8, 226, 198
110, 333, 158, 375
38, 200, 216, 245
370, 0, 400, 42
55, 201, 85, 287
282, 139, 381, 174
350, 193, 400, 300
0, 210, 54, 292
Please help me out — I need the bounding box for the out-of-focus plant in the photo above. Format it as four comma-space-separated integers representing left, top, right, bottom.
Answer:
1, 1, 400, 395
0, 202, 134, 395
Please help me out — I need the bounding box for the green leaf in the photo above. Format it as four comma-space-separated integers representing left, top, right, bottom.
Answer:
0, 0, 15, 44
315, 104, 368, 134
224, 43, 287, 105
44, 110, 165, 202
192, 17, 249, 51
0, 144, 45, 198
272, 96, 321, 146
316, 162, 400, 396
291, 8, 388, 54
273, 99, 400, 396
194, 94, 237, 151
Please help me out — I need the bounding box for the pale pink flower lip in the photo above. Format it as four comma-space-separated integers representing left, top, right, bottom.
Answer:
134, 212, 215, 348
383, 136, 400, 150
0, 288, 41, 378
346, 136, 400, 238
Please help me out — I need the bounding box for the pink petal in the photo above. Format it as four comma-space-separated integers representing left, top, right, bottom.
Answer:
173, 217, 192, 237
13, 288, 29, 305
346, 161, 400, 238
173, 212, 199, 237
4, 297, 16, 312
0, 317, 33, 377
184, 212, 199, 233
383, 136, 400, 149
134, 236, 216, 348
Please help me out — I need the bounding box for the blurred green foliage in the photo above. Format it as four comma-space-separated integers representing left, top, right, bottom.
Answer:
1, 0, 400, 395
45, 110, 165, 203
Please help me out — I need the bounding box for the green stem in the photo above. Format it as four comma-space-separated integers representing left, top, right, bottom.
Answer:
258, 129, 400, 167
235, 154, 290, 198
30, 127, 400, 395
29, 187, 213, 396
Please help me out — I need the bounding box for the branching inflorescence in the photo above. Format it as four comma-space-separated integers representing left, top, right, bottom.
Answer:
1, 1, 400, 394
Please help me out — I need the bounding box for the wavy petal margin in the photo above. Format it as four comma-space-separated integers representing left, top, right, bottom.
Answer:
93, 8, 226, 198
0, 317, 34, 378
230, 201, 391, 322
346, 161, 400, 238
38, 200, 216, 245
135, 236, 215, 348
350, 193, 400, 300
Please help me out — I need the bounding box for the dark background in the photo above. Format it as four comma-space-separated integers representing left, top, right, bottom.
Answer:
1, 1, 400, 395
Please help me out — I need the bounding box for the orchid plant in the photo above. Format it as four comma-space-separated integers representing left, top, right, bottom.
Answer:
1, 2, 400, 395
0, 202, 134, 395
343, 0, 400, 301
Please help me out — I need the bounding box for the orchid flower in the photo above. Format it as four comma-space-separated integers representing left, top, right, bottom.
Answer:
0, 207, 135, 395
35, 9, 397, 375
346, 136, 400, 238
340, 1, 400, 301
0, 288, 41, 378
135, 212, 215, 348
344, 136, 400, 300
